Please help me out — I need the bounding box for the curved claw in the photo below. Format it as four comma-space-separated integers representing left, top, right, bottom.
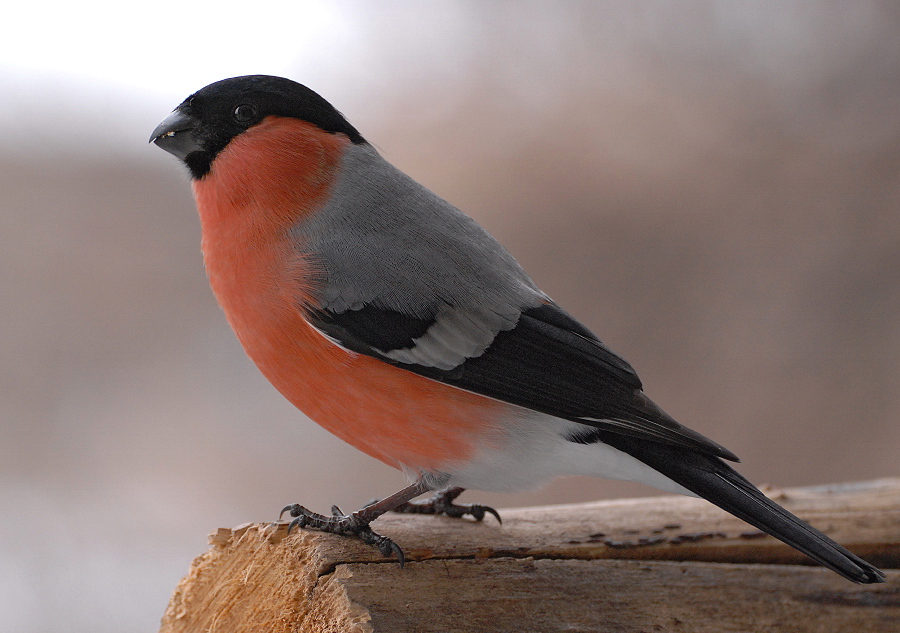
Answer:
390, 540, 406, 568
280, 504, 298, 521
466, 504, 503, 524
359, 528, 406, 567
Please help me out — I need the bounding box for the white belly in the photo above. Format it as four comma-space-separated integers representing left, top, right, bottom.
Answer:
436, 407, 695, 497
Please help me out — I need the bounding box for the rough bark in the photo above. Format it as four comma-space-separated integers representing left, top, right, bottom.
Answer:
159, 478, 900, 632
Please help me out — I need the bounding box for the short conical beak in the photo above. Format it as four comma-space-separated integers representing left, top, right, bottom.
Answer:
150, 110, 201, 161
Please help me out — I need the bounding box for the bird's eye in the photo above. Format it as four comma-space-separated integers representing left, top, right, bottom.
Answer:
233, 104, 258, 124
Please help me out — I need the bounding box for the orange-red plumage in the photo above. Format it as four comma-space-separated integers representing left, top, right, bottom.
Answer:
194, 116, 506, 473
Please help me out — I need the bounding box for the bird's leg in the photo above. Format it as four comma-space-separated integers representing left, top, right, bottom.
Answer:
390, 486, 502, 524
280, 479, 432, 566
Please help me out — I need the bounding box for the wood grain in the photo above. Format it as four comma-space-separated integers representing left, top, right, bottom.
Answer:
341, 558, 900, 633
158, 478, 900, 632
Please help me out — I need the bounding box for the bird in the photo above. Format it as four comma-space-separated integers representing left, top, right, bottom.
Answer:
151, 75, 884, 583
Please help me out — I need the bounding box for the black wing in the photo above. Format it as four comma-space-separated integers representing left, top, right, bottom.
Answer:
308, 301, 737, 461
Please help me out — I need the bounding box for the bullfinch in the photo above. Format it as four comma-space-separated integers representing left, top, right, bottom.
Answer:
151, 75, 884, 583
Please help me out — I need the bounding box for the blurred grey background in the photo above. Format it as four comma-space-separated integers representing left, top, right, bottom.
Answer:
1, 2, 898, 631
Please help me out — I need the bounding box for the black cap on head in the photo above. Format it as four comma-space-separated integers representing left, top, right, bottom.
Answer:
151, 75, 365, 179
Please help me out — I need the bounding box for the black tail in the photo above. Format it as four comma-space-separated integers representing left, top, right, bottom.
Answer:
598, 433, 886, 583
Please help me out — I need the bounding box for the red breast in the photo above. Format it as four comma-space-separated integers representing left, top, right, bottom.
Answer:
193, 116, 507, 473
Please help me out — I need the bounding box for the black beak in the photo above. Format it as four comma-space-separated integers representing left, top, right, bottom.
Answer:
150, 110, 202, 161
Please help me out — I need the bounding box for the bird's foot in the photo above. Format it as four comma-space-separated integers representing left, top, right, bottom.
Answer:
280, 503, 405, 565
389, 486, 502, 523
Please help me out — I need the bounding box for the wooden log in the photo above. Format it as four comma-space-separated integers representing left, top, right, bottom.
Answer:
159, 478, 900, 632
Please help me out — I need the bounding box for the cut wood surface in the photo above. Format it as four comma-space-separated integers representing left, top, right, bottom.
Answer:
159, 478, 900, 632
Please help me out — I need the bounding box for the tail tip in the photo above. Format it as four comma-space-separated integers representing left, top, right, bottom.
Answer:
847, 562, 886, 584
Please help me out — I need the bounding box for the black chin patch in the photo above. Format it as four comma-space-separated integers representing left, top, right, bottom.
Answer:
185, 150, 215, 180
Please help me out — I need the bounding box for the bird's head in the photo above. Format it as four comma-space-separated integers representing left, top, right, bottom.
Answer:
150, 75, 364, 179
